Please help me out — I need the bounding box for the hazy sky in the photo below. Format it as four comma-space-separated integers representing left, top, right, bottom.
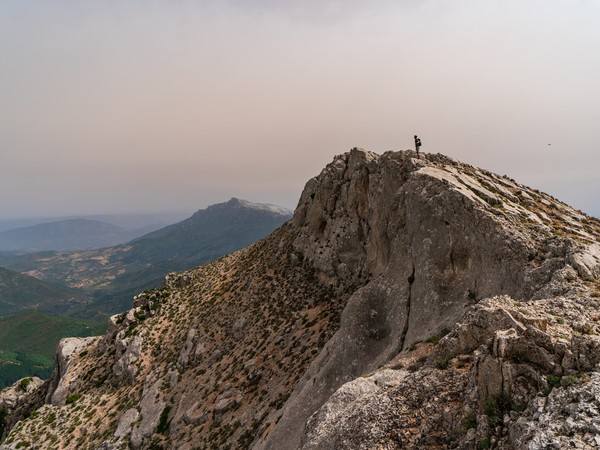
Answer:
1, 0, 599, 219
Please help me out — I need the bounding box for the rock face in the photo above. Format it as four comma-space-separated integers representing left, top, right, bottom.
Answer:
46, 336, 99, 405
0, 377, 45, 441
259, 149, 600, 450
2, 149, 600, 450
299, 295, 600, 449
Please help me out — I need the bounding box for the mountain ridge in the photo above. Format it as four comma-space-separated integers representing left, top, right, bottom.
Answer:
0, 199, 291, 391
0, 219, 164, 252
0, 198, 292, 315
2, 150, 600, 449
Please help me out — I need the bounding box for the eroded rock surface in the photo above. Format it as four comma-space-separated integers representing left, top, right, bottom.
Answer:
47, 336, 99, 405
259, 149, 600, 450
0, 377, 45, 441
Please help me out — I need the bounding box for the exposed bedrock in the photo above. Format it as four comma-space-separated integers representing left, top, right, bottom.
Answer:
260, 149, 594, 449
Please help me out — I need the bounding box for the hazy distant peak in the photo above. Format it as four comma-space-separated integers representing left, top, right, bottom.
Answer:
25, 218, 122, 231
0, 219, 124, 252
228, 197, 293, 216
208, 197, 293, 216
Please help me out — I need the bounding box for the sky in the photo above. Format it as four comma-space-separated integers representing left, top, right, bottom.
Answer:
1, 0, 599, 219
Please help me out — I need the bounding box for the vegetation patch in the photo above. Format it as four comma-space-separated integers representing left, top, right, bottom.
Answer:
460, 411, 476, 433
66, 393, 83, 404
561, 374, 581, 387
156, 404, 172, 434
43, 412, 57, 425
483, 396, 509, 428
426, 328, 450, 346
0, 407, 7, 438
476, 437, 492, 449
436, 352, 456, 369
18, 377, 33, 390
547, 374, 561, 389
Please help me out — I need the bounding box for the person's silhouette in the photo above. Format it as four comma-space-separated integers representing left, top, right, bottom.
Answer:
414, 135, 422, 158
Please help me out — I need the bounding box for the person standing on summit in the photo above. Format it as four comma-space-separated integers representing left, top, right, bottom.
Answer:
414, 135, 422, 158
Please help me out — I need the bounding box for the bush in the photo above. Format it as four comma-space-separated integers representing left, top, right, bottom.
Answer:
541, 387, 552, 397
561, 375, 579, 387
66, 393, 82, 404
547, 374, 561, 388
0, 407, 7, 438
460, 411, 476, 433
436, 353, 455, 369
426, 328, 450, 345
476, 437, 491, 449
18, 377, 33, 390
156, 405, 172, 434
483, 396, 507, 428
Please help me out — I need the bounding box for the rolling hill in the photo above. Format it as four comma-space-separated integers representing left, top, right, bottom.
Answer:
0, 267, 89, 317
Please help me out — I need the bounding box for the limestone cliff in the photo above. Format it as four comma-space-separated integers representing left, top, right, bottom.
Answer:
2, 149, 599, 450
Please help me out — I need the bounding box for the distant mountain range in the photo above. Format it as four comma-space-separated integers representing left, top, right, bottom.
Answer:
0, 218, 165, 252
0, 198, 292, 316
0, 211, 192, 233
0, 198, 291, 389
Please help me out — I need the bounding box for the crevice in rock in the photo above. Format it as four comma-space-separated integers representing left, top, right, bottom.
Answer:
399, 265, 416, 351
498, 358, 509, 440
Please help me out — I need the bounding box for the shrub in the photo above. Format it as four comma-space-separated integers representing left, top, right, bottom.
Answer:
547, 374, 561, 388
0, 407, 7, 438
541, 387, 552, 397
561, 375, 579, 387
19, 377, 33, 390
156, 405, 172, 434
43, 412, 56, 425
476, 437, 491, 449
483, 396, 507, 428
436, 353, 455, 369
66, 393, 83, 404
426, 328, 450, 346
460, 411, 476, 433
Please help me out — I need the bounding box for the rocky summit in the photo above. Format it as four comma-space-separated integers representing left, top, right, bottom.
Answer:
2, 148, 600, 449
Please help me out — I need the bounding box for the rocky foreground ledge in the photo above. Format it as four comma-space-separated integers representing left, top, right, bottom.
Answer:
2, 149, 600, 449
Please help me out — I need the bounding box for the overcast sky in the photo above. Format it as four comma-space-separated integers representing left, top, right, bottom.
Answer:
1, 0, 599, 219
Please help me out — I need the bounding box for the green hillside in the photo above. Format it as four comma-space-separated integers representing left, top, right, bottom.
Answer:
0, 199, 290, 386
0, 311, 105, 389
0, 199, 292, 315
0, 267, 89, 317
